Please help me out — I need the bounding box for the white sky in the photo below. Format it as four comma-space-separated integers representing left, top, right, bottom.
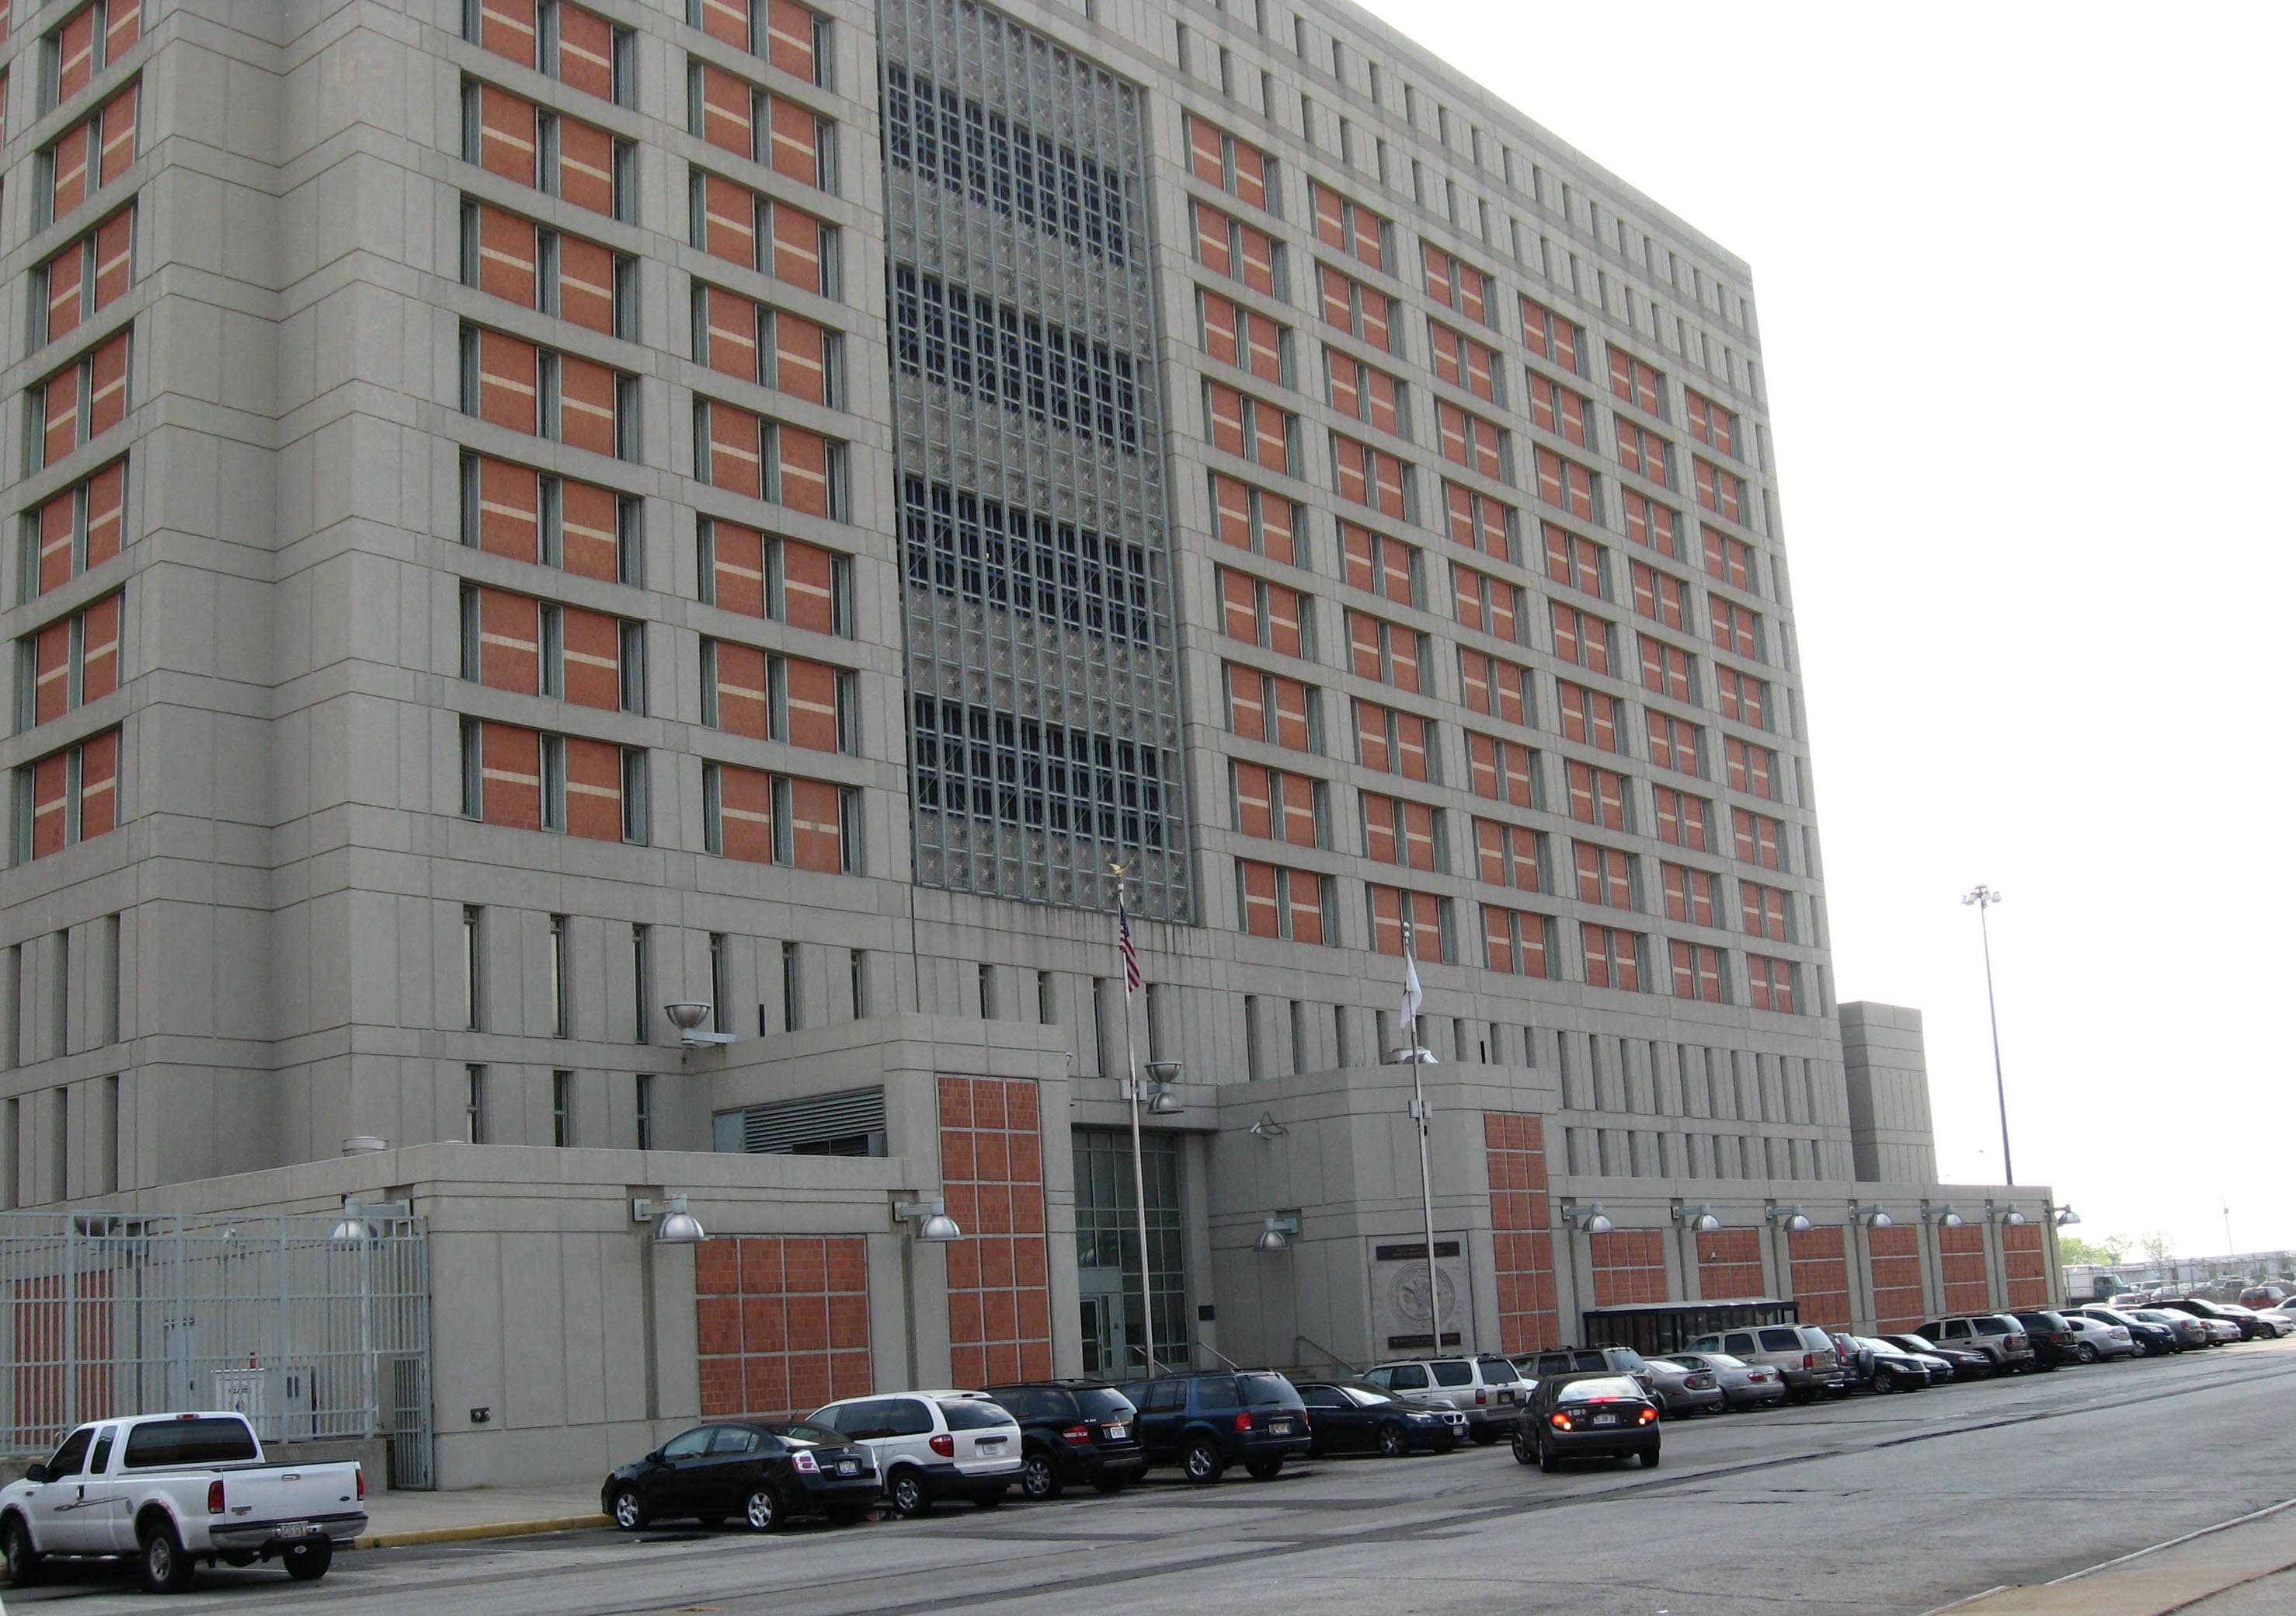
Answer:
1354, 0, 2296, 1260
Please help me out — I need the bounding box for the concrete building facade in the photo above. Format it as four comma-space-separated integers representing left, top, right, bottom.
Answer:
0, 0, 2057, 1487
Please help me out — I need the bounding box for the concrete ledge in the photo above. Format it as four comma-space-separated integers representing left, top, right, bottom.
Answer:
354, 1513, 608, 1550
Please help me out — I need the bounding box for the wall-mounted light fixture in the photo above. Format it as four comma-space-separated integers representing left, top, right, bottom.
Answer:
1120, 1064, 1184, 1115
1926, 1203, 1965, 1230
1672, 1202, 1722, 1232
1560, 1203, 1614, 1235
665, 1002, 735, 1048
330, 1197, 412, 1243
1254, 1214, 1300, 1254
1850, 1203, 1894, 1230
2053, 1205, 2082, 1228
631, 1195, 708, 1243
1767, 1203, 1812, 1234
1990, 1203, 2028, 1227
895, 1197, 962, 1242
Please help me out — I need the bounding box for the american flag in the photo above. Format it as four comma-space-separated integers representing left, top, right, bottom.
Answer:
1118, 899, 1141, 992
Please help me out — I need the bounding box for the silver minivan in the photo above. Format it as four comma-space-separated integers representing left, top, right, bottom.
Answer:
1685, 1324, 1845, 1400
1361, 1355, 1535, 1444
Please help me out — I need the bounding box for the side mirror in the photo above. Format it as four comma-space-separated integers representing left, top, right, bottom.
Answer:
23, 1463, 49, 1485
645, 1450, 664, 1465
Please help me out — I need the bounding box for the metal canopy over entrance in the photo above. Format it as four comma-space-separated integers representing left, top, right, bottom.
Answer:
1581, 1298, 1804, 1357
0, 1210, 433, 1488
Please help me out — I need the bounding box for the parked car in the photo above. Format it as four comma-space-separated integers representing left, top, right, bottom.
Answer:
1512, 1374, 1661, 1471
1117, 1370, 1313, 1484
1639, 1359, 1727, 1416
603, 1419, 878, 1532
1515, 1346, 1655, 1401
1918, 1314, 2040, 1372
2239, 1284, 2291, 1310
1852, 1336, 1939, 1391
1684, 1324, 1846, 1401
2209, 1303, 2288, 1339
0, 1412, 364, 1593
1362, 1355, 1533, 1444
2010, 1311, 2081, 1368
2058, 1315, 2136, 1363
2122, 1308, 2209, 1351
1665, 1350, 1787, 1409
809, 1391, 1023, 1517
1294, 1381, 1463, 1456
980, 1381, 1146, 1499
2154, 1297, 2277, 1341
2072, 1306, 2180, 1356
1882, 1333, 1995, 1380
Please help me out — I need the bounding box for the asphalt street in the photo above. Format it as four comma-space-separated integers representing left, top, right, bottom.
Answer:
9, 1339, 2294, 1616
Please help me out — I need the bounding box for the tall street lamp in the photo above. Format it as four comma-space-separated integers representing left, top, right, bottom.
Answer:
1961, 884, 2013, 1185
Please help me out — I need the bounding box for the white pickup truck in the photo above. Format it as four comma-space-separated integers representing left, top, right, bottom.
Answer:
0, 1411, 367, 1592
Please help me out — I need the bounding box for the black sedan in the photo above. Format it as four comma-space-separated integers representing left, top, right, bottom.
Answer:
604, 1420, 882, 1532
1512, 1374, 1661, 1471
1884, 1333, 1994, 1380
1295, 1381, 1463, 1457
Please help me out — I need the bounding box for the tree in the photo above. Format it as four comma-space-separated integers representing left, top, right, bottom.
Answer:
2058, 1233, 2130, 1267
2141, 1231, 2174, 1263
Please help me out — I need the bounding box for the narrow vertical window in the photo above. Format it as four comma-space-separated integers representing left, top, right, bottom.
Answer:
1035, 970, 1053, 1026
552, 1070, 573, 1146
464, 1064, 487, 1144
631, 922, 651, 1042
1243, 994, 1262, 1080
103, 913, 121, 1044
635, 1071, 654, 1149
548, 913, 571, 1037
461, 905, 483, 1030
850, 949, 868, 1019
781, 939, 799, 1031
709, 932, 729, 1033
977, 963, 996, 1021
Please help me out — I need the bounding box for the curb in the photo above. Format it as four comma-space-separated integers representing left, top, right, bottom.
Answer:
354, 1513, 608, 1550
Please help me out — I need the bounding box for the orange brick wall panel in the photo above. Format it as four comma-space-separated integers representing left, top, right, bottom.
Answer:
715, 762, 775, 862
1483, 1111, 1558, 1353
555, 117, 617, 217
562, 736, 623, 841
1866, 1224, 1926, 1331
477, 0, 540, 66
1787, 1226, 1851, 1329
555, 5, 616, 100
559, 605, 623, 711
556, 355, 619, 458
84, 461, 126, 569
1939, 1223, 1989, 1315
475, 204, 537, 306
76, 730, 118, 840
1589, 1228, 1668, 1308
782, 539, 837, 632
555, 236, 617, 336
479, 721, 543, 830
476, 458, 541, 562
1696, 1227, 1765, 1302
695, 1234, 870, 1420
14, 1271, 118, 1436
559, 479, 621, 582
710, 521, 770, 618
2002, 1223, 2047, 1308
941, 1075, 1053, 1390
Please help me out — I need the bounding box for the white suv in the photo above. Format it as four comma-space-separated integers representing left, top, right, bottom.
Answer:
809, 1391, 1023, 1517
1361, 1355, 1534, 1444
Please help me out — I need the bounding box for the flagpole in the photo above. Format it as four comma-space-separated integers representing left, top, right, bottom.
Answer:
1114, 869, 1158, 1379
1403, 921, 1442, 1355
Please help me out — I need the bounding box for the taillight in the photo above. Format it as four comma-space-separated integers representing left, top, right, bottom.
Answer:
1549, 1412, 1571, 1430
1804, 1353, 1821, 1370
929, 1433, 955, 1458
356, 1468, 367, 1503
1475, 1388, 1487, 1405
1062, 1424, 1092, 1445
207, 1479, 226, 1515
1232, 1412, 1253, 1433
791, 1450, 819, 1474
1637, 1407, 1658, 1426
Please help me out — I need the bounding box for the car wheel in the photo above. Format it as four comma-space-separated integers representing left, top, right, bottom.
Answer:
611, 1485, 649, 1532
1536, 1434, 1557, 1473
1378, 1422, 1407, 1458
743, 1488, 781, 1532
140, 1522, 195, 1593
2, 1516, 44, 1587
1873, 1367, 1897, 1394
1468, 1425, 1500, 1446
1511, 1427, 1536, 1466
1244, 1458, 1285, 1481
2129, 1339, 2148, 1358
888, 1469, 931, 1518
1640, 1446, 1661, 1469
1020, 1451, 1063, 1501
283, 1539, 334, 1583
1090, 1474, 1129, 1496
1182, 1438, 1226, 1485
2075, 1343, 2098, 1364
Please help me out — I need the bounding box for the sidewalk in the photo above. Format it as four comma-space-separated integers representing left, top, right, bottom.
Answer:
353, 1483, 607, 1550
1932, 1500, 2296, 1615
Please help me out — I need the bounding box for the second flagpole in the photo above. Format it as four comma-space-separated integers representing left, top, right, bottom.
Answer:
1402, 919, 1442, 1355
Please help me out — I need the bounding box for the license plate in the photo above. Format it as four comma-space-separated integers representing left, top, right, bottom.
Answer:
1105, 1424, 1127, 1440
274, 1522, 314, 1538
1497, 1390, 1514, 1402
979, 1438, 1004, 1451
838, 1461, 860, 1476
1268, 1419, 1292, 1435
1591, 1414, 1618, 1426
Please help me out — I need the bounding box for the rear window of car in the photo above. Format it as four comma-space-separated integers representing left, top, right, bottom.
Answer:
1557, 1377, 1642, 1403
122, 1418, 260, 1468
767, 1421, 842, 1446
1238, 1374, 1297, 1405
1196, 1377, 1241, 1410
1607, 1349, 1647, 1370
1757, 1327, 1802, 1350
1072, 1388, 1133, 1419
1430, 1360, 1474, 1387
1699, 1353, 1747, 1369
939, 1398, 1013, 1430
1476, 1357, 1518, 1381
1796, 1328, 1835, 1352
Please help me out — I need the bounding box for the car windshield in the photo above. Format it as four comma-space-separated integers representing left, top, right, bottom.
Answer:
1072, 1388, 1135, 1419
1239, 1374, 1297, 1405
1892, 1335, 1939, 1352
1340, 1385, 1395, 1407
765, 1421, 841, 1446
938, 1398, 1012, 1430
1558, 1377, 1643, 1403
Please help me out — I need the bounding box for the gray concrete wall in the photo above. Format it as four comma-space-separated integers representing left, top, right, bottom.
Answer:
1842, 1001, 1939, 1183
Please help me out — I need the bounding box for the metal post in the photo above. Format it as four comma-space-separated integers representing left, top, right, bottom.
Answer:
1967, 888, 2013, 1186
359, 1235, 376, 1440
1122, 977, 1157, 1378
1403, 920, 1442, 1355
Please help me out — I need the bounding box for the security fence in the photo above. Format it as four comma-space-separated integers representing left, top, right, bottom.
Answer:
0, 1209, 432, 1488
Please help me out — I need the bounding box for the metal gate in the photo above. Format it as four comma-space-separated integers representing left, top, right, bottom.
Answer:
0, 1210, 432, 1486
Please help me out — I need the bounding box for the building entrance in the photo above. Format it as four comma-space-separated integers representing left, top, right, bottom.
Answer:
1072, 1130, 1186, 1374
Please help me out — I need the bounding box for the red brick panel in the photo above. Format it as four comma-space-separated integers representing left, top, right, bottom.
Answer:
2002, 1222, 2047, 1310
1589, 1228, 1666, 1308
1787, 1226, 1850, 1329
1940, 1223, 1989, 1315
1696, 1227, 1764, 1302
940, 1076, 1052, 1390
1484, 1112, 1558, 1354
694, 1234, 871, 1420
12, 1271, 117, 1441
1867, 1224, 1926, 1332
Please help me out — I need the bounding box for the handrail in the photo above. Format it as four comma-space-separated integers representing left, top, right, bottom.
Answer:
1291, 1333, 1358, 1375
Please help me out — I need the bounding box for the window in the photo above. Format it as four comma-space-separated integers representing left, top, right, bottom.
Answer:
1473, 817, 1541, 891
1317, 263, 1396, 352
462, 200, 632, 338
1421, 243, 1491, 324
1731, 807, 1786, 871
461, 905, 484, 1030
1630, 561, 1689, 629
40, 1, 143, 113
1519, 294, 1582, 373
1716, 667, 1769, 731
1581, 924, 1644, 991
1661, 862, 1720, 925
1525, 372, 1590, 446
882, 62, 1129, 259
552, 1070, 575, 1145
1353, 698, 1435, 782
459, 325, 635, 460
700, 641, 852, 751
1543, 526, 1608, 600
701, 519, 851, 636
1564, 761, 1628, 830
1465, 731, 1536, 808
38, 82, 137, 228
1710, 597, 1763, 660
635, 1071, 654, 1147
1455, 647, 1531, 724
1482, 905, 1550, 977
1234, 860, 1332, 943
687, 58, 833, 189
1345, 608, 1425, 692
1669, 940, 1727, 1002
1647, 710, 1704, 776
1185, 113, 1276, 213
1444, 482, 1515, 562
471, 1, 638, 103
1548, 601, 1614, 674
691, 282, 840, 403
20, 461, 128, 601
11, 726, 119, 862
464, 1064, 487, 1144
687, 166, 839, 294
1702, 526, 1756, 594
1435, 401, 1506, 480
457, 718, 643, 841
545, 913, 571, 1037
459, 455, 641, 584
1615, 420, 1672, 486
1741, 880, 1791, 942
30, 328, 131, 470
1365, 883, 1451, 960
459, 585, 636, 712
709, 933, 730, 1033
693, 398, 847, 516
1685, 388, 1737, 457
630, 922, 651, 1043
1211, 475, 1300, 566
1723, 736, 1778, 800
1693, 456, 1748, 523
894, 267, 1143, 453
1428, 322, 1504, 407
907, 698, 1171, 852
1223, 664, 1320, 754
1637, 632, 1695, 702
16, 590, 122, 730
1653, 785, 1713, 852
1230, 761, 1325, 848
859, 952, 876, 1019
1340, 522, 1418, 606
1331, 433, 1411, 519
1573, 841, 1635, 910
1205, 381, 1296, 475
1218, 568, 1310, 657
1607, 343, 1665, 417
1191, 200, 1282, 296
461, 80, 630, 219
1324, 349, 1406, 437
1199, 291, 1288, 386
33, 206, 134, 349
1747, 954, 1799, 1013
1624, 491, 1682, 559
702, 762, 856, 872
1361, 792, 1442, 872
1310, 179, 1388, 270
1556, 681, 1622, 753
1531, 448, 1599, 520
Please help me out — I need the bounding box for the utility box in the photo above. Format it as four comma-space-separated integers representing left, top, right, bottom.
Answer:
210, 1366, 318, 1441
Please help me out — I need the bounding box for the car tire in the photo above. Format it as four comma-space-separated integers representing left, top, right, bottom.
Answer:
1873, 1367, 1897, 1394
610, 1485, 649, 1532
1511, 1427, 1536, 1466
1090, 1475, 1129, 1496
887, 1469, 931, 1518
1378, 1422, 1407, 1458
2129, 1339, 2148, 1358
1019, 1451, 1064, 1501
1640, 1447, 1661, 1469
1182, 1439, 1226, 1485
2, 1516, 43, 1587
1536, 1434, 1557, 1474
283, 1539, 333, 1583
1468, 1425, 1500, 1446
2075, 1343, 2098, 1364
743, 1488, 781, 1532
140, 1521, 196, 1594
1244, 1458, 1285, 1481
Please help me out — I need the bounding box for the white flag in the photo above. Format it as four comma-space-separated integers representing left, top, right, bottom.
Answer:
1400, 950, 1424, 1026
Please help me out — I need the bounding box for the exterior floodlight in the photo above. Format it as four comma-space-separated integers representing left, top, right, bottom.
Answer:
1388, 1047, 1438, 1065
2054, 1206, 2082, 1228
1929, 1203, 1964, 1230
633, 1195, 707, 1244
1561, 1203, 1614, 1235
1147, 1087, 1183, 1116
1254, 1214, 1299, 1254
1769, 1204, 1812, 1234
666, 1001, 735, 1047
896, 1199, 962, 1242
330, 1196, 412, 1244
1144, 1059, 1185, 1085
1995, 1207, 2027, 1227
1121, 1073, 1185, 1115
1673, 1203, 1722, 1233
1851, 1203, 1894, 1230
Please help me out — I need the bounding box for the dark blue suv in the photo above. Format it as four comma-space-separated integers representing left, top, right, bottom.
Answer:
1115, 1370, 1313, 1484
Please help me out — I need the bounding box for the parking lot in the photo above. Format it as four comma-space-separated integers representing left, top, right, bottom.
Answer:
9, 1336, 2294, 1616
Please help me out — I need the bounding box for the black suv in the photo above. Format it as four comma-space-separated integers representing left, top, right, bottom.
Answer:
2012, 1310, 2079, 1369
980, 1381, 1146, 1499
1116, 1370, 1313, 1484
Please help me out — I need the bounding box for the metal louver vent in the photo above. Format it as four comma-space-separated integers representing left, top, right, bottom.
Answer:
725, 1088, 889, 1156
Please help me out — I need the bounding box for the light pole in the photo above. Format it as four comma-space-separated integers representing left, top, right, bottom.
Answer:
1396, 918, 1443, 1354
1110, 862, 1175, 1378
1961, 884, 2013, 1185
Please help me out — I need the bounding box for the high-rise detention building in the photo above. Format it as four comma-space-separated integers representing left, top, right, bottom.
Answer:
0, 0, 2055, 1487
